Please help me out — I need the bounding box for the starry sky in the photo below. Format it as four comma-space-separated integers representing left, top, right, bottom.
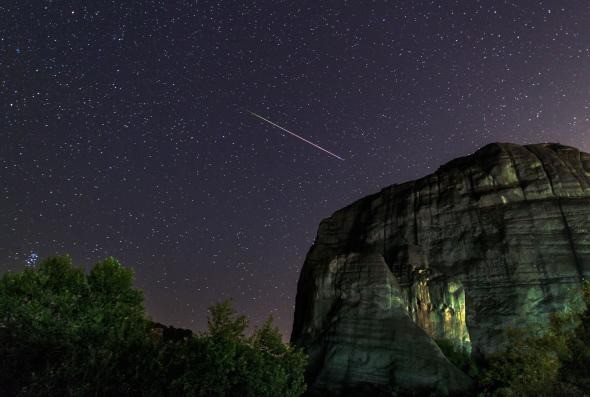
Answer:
2, 1, 590, 337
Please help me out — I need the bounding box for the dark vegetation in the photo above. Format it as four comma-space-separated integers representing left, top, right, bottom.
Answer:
0, 256, 307, 396
436, 281, 590, 397
1, 255, 589, 396
476, 282, 590, 396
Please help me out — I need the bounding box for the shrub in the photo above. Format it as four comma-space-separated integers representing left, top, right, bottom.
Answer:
479, 281, 590, 396
0, 256, 307, 396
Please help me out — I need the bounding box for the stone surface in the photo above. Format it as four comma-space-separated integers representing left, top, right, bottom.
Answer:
291, 143, 590, 395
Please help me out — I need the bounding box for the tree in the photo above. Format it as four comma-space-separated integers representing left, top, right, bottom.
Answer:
557, 280, 590, 394
479, 281, 590, 396
240, 316, 307, 397
199, 301, 307, 397
207, 299, 248, 341
479, 327, 561, 396
0, 256, 153, 396
0, 257, 307, 396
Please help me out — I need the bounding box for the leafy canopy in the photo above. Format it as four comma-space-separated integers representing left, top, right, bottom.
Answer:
479, 281, 590, 396
0, 256, 307, 397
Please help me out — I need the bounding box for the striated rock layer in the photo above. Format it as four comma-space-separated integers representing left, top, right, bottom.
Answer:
291, 143, 590, 395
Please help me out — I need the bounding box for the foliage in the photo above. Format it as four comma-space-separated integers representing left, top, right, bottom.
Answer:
0, 256, 307, 396
557, 280, 590, 394
479, 281, 590, 396
478, 327, 561, 396
0, 256, 154, 396
207, 299, 248, 340
154, 303, 307, 397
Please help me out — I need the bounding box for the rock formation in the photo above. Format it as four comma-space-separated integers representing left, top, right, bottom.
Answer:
291, 143, 590, 395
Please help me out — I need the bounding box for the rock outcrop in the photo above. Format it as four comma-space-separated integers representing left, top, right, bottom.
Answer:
291, 143, 590, 395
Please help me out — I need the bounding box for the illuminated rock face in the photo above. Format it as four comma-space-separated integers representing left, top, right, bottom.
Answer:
291, 143, 590, 395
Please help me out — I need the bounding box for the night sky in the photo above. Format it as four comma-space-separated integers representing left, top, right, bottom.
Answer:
2, 1, 589, 337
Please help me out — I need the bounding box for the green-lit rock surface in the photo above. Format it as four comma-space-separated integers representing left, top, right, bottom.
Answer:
291, 143, 590, 395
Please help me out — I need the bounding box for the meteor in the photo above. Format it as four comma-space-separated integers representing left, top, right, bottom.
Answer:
246, 110, 345, 161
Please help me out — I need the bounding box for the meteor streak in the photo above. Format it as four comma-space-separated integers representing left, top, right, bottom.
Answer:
246, 110, 345, 161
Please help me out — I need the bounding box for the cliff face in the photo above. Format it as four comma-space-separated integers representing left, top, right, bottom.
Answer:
291, 143, 590, 395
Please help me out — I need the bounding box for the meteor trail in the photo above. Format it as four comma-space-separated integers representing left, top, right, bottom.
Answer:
246, 110, 345, 161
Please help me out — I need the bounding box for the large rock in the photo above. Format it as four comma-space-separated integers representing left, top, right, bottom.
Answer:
291, 143, 590, 395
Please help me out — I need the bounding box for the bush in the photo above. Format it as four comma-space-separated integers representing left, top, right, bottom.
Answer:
557, 281, 590, 394
0, 256, 151, 396
479, 281, 590, 396
479, 327, 561, 396
0, 256, 307, 396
